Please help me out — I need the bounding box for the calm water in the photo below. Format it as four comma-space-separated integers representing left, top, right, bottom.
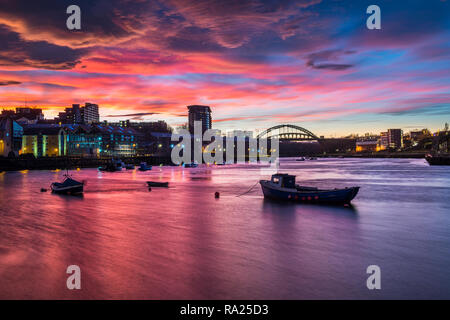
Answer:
0, 158, 449, 299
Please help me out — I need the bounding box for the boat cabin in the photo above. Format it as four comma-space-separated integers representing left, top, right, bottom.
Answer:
271, 174, 296, 188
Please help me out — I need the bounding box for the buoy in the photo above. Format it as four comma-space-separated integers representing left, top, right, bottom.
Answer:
40, 188, 47, 192
215, 191, 220, 198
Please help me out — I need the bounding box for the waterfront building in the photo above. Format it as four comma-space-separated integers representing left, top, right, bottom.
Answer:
0, 116, 23, 157
63, 124, 102, 157
108, 120, 173, 156
410, 129, 431, 142
91, 124, 139, 157
109, 120, 172, 133
188, 105, 212, 134
433, 131, 449, 153
147, 132, 173, 157
1, 107, 44, 125
387, 129, 403, 150
55, 103, 99, 124
379, 132, 389, 150
21, 124, 67, 157
356, 140, 380, 152
81, 103, 99, 124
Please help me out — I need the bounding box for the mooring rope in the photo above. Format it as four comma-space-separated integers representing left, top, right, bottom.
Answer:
236, 180, 260, 197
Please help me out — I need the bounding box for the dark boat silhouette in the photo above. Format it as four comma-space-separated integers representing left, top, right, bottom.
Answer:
138, 162, 152, 171
260, 173, 359, 204
146, 181, 169, 187
51, 173, 84, 195
425, 154, 450, 166
183, 162, 198, 168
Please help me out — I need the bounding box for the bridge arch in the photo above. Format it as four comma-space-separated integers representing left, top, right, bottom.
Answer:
256, 124, 320, 141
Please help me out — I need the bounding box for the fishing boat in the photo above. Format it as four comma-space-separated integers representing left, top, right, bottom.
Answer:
99, 159, 124, 172
51, 173, 84, 195
425, 154, 450, 166
260, 173, 359, 204
138, 162, 152, 171
146, 181, 169, 188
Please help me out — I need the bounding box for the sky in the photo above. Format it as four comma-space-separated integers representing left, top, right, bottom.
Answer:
0, 0, 449, 137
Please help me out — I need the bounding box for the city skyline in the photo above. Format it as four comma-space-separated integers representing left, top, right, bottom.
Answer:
0, 0, 449, 136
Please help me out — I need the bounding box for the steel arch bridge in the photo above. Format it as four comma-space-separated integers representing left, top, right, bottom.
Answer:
257, 124, 320, 141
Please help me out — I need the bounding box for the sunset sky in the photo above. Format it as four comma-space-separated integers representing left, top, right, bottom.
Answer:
0, 0, 449, 136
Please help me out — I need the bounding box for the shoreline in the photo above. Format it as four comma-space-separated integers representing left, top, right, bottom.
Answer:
0, 153, 432, 172
315, 152, 428, 159
0, 156, 173, 172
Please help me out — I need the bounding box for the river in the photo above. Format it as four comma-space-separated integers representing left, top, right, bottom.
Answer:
0, 158, 449, 299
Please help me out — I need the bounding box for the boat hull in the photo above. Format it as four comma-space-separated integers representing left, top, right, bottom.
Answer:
147, 181, 169, 187
425, 155, 450, 166
260, 181, 359, 204
51, 184, 84, 195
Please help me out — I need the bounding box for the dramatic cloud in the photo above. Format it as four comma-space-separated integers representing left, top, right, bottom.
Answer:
0, 80, 21, 86
0, 25, 85, 69
0, 0, 449, 135
106, 112, 160, 117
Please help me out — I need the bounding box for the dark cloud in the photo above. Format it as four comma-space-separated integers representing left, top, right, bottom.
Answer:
306, 61, 353, 70
105, 112, 160, 118
0, 0, 155, 46
141, 100, 178, 107
305, 49, 355, 71
0, 25, 85, 69
0, 80, 21, 86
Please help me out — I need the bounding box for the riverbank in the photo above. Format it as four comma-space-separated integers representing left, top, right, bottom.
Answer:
0, 156, 173, 171
317, 151, 428, 159
0, 152, 432, 172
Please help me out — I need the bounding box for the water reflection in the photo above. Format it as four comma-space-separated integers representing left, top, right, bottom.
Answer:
0, 158, 449, 299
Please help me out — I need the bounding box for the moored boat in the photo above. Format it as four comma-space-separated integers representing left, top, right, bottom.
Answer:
296, 157, 306, 161
183, 162, 198, 168
125, 163, 135, 170
138, 162, 152, 171
260, 173, 359, 204
99, 159, 124, 172
51, 173, 84, 195
146, 181, 169, 187
99, 163, 119, 172
425, 154, 450, 166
